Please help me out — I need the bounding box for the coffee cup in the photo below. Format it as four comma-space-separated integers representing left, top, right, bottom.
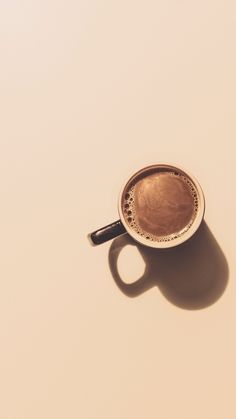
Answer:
88, 164, 205, 248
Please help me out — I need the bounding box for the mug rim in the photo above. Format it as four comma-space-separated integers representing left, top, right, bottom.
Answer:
118, 163, 205, 249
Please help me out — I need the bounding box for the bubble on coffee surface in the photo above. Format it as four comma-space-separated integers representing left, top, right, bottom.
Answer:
122, 169, 199, 242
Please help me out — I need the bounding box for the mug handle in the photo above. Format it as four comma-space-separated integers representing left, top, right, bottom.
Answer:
88, 220, 126, 245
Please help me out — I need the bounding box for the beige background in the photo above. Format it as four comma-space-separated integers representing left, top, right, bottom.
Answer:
0, 1, 236, 418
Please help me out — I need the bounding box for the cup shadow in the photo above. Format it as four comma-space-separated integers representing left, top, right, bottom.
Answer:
108, 221, 229, 310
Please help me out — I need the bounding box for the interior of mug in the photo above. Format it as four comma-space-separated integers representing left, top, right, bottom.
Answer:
118, 164, 205, 249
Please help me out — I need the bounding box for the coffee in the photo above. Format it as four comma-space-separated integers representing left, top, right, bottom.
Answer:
122, 167, 199, 243
89, 163, 204, 247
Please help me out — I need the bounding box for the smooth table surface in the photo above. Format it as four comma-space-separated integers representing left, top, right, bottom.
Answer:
0, 1, 236, 418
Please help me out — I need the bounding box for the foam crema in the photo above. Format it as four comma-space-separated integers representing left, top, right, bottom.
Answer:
121, 166, 200, 243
